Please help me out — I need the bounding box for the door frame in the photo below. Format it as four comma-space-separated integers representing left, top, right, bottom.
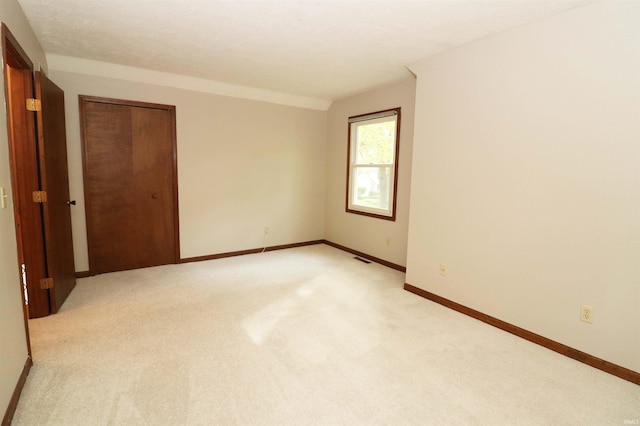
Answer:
79, 95, 180, 275
2, 23, 37, 349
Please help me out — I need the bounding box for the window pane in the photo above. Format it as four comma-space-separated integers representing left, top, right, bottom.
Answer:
356, 120, 396, 164
352, 166, 391, 210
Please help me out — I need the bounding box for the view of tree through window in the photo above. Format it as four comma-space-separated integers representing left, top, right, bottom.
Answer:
346, 108, 400, 220
356, 121, 395, 164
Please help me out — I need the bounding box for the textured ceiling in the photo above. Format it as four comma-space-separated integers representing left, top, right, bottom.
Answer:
18, 0, 591, 101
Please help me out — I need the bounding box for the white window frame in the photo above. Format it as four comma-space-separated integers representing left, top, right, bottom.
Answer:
346, 108, 401, 221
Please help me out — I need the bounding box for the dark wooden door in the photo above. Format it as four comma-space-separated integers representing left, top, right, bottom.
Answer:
80, 97, 179, 275
35, 71, 76, 313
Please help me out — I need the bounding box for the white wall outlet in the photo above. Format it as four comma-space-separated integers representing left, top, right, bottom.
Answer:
264, 227, 270, 235
580, 305, 594, 323
386, 237, 391, 247
439, 263, 447, 277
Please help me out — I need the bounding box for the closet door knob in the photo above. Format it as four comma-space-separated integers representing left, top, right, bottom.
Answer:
67, 200, 76, 205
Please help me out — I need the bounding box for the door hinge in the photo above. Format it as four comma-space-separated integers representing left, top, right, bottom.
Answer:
26, 98, 42, 112
32, 191, 47, 203
40, 277, 54, 289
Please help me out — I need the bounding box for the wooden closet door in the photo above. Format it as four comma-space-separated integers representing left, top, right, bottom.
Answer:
131, 107, 177, 268
80, 97, 178, 275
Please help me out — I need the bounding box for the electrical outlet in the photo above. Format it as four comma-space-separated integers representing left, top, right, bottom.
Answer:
580, 305, 594, 324
439, 264, 447, 277
264, 227, 270, 235
386, 237, 391, 247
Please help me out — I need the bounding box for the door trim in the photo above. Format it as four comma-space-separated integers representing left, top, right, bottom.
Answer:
1, 23, 34, 351
78, 95, 180, 274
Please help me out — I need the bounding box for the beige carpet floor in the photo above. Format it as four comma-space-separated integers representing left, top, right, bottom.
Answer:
12, 244, 640, 425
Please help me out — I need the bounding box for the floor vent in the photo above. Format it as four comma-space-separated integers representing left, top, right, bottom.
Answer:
354, 256, 371, 264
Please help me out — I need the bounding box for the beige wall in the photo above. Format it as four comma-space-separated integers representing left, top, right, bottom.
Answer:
48, 70, 327, 271
325, 79, 415, 266
0, 0, 48, 416
406, 1, 639, 371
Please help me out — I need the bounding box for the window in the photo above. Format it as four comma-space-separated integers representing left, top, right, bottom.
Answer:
346, 108, 400, 220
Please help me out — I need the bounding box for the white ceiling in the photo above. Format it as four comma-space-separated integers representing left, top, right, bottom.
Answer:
18, 0, 591, 102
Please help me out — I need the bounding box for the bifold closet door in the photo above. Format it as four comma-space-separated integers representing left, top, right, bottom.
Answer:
80, 97, 179, 275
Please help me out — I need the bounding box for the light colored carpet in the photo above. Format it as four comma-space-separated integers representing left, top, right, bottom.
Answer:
12, 244, 639, 425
